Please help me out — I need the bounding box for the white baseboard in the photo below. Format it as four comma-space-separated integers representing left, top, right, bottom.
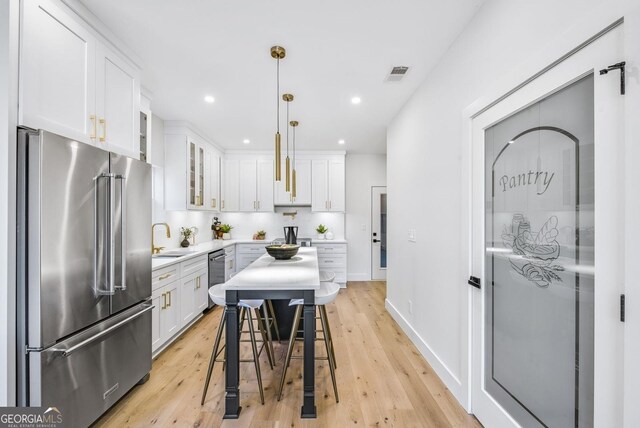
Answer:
385, 298, 467, 409
347, 273, 370, 281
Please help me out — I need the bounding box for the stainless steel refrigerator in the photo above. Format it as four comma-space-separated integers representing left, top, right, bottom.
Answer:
17, 129, 153, 427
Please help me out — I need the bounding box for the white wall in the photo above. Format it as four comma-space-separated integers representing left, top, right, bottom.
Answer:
0, 0, 19, 406
345, 154, 386, 280
386, 0, 640, 418
150, 115, 345, 249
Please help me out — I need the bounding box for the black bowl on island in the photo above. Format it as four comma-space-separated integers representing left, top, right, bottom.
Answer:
265, 244, 300, 260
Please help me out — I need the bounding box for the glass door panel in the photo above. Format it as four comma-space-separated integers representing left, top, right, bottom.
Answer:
198, 146, 204, 206
484, 74, 594, 427
189, 141, 196, 206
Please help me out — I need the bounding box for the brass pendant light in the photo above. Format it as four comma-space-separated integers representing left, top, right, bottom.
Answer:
283, 94, 294, 192
271, 46, 286, 181
290, 120, 299, 199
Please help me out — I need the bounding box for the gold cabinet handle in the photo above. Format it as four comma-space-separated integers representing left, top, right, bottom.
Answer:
158, 273, 172, 281
89, 115, 96, 140
161, 292, 167, 310
99, 118, 106, 142
211, 198, 216, 208
196, 277, 200, 289
221, 200, 225, 209
168, 291, 171, 307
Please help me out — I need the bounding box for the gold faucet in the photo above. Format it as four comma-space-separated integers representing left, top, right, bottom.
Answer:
152, 223, 171, 254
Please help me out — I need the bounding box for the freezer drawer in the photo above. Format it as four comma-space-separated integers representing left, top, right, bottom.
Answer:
28, 303, 152, 428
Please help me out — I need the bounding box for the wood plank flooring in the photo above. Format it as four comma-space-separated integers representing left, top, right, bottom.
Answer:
94, 281, 481, 427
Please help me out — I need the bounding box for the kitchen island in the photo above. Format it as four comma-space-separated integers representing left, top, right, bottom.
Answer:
222, 247, 321, 419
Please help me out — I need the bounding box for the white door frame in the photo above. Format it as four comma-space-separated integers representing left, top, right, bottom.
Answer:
371, 186, 387, 280
468, 25, 625, 427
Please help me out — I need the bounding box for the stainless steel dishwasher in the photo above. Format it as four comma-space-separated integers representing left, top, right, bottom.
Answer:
208, 249, 225, 308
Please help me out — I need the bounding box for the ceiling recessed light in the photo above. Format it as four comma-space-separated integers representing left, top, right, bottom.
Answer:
338, 139, 345, 145
351, 96, 361, 105
204, 95, 215, 103
243, 139, 250, 144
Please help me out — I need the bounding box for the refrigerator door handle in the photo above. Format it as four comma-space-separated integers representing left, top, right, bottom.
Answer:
114, 174, 127, 291
108, 173, 116, 295
50, 304, 153, 357
95, 173, 115, 296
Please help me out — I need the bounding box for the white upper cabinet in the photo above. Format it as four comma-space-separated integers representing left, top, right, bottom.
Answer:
256, 159, 274, 212
223, 157, 273, 212
274, 158, 312, 206
19, 0, 140, 158
164, 125, 222, 211
239, 159, 258, 212
95, 43, 140, 158
206, 148, 220, 211
312, 158, 345, 212
221, 159, 240, 212
20, 0, 96, 144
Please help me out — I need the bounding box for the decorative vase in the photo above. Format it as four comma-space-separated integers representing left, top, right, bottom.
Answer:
180, 238, 190, 247
223, 233, 231, 240
316, 233, 325, 240
325, 231, 334, 240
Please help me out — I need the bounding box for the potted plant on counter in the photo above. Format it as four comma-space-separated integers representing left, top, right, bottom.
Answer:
220, 224, 233, 240
316, 224, 328, 240
180, 227, 194, 247
253, 230, 266, 240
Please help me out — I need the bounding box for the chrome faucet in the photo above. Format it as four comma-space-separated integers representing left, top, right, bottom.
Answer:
152, 223, 171, 254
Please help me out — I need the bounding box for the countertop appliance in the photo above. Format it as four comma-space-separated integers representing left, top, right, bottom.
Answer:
17, 129, 153, 428
208, 249, 225, 308
284, 226, 298, 244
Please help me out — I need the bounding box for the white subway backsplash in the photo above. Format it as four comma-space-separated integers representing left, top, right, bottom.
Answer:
152, 207, 344, 250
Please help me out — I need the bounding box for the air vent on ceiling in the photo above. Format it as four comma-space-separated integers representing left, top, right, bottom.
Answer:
386, 66, 409, 81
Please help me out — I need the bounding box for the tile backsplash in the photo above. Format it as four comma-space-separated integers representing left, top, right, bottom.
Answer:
152, 206, 344, 249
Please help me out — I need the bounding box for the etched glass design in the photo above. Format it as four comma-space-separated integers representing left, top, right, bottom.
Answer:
484, 74, 594, 427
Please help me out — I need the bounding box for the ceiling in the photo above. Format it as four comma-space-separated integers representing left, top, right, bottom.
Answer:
79, 0, 484, 153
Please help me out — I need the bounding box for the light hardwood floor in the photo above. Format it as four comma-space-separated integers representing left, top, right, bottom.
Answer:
94, 281, 481, 427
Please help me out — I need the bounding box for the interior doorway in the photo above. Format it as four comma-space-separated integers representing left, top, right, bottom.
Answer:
470, 25, 625, 427
372, 186, 387, 280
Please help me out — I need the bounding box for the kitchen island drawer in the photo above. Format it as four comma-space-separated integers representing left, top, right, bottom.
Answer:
181, 255, 207, 277
152, 264, 179, 290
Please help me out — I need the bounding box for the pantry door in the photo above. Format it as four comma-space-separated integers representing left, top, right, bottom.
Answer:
470, 25, 625, 427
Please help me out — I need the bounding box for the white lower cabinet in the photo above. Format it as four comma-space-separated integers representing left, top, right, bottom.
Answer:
152, 255, 209, 356
315, 243, 347, 286
225, 245, 236, 281
236, 243, 267, 270
151, 279, 180, 354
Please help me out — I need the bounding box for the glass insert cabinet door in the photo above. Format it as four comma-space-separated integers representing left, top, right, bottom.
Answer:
484, 74, 594, 428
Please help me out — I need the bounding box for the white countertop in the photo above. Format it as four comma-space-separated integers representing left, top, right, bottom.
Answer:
223, 247, 320, 291
152, 238, 347, 270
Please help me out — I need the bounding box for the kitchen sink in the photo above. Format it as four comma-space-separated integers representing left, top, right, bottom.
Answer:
152, 250, 199, 258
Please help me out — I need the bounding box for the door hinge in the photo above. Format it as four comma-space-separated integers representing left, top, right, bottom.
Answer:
468, 276, 481, 289
620, 294, 625, 322
599, 61, 626, 95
